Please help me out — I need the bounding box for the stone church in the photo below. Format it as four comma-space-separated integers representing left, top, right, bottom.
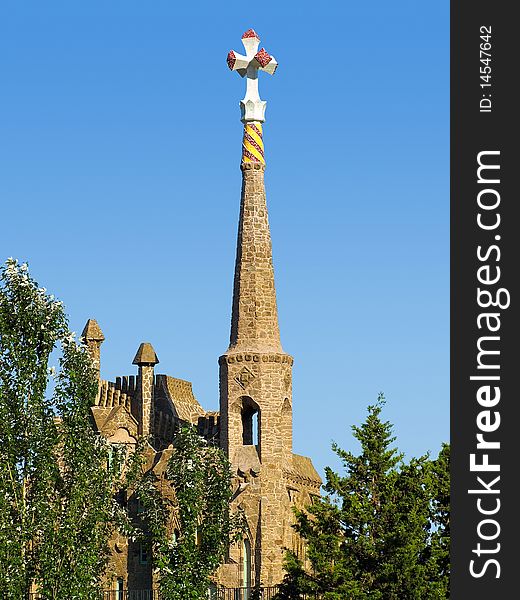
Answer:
82, 29, 321, 594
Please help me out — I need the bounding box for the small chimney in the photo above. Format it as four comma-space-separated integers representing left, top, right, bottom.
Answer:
81, 318, 105, 378
133, 342, 159, 441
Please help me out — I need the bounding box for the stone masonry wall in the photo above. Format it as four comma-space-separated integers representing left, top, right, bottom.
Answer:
219, 350, 293, 587
219, 154, 297, 587
138, 365, 154, 438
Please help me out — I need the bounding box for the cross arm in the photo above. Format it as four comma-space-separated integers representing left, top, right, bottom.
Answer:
258, 54, 277, 75
227, 51, 249, 77
227, 49, 278, 77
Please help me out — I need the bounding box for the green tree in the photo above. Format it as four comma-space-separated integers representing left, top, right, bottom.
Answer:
424, 442, 450, 597
0, 259, 67, 597
144, 425, 244, 600
276, 394, 450, 600
0, 259, 138, 599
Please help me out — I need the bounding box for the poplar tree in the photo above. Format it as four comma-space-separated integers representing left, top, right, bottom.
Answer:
1, 260, 244, 599
276, 395, 450, 600
0, 259, 134, 599
141, 425, 244, 600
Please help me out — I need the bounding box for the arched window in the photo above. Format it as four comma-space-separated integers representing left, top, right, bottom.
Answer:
107, 428, 137, 473
241, 397, 260, 447
242, 538, 252, 597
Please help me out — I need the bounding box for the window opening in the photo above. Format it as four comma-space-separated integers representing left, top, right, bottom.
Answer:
241, 399, 259, 447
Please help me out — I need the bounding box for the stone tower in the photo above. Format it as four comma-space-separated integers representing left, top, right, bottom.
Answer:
83, 29, 321, 594
219, 29, 294, 587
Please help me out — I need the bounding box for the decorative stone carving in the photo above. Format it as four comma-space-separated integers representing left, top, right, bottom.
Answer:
234, 366, 256, 389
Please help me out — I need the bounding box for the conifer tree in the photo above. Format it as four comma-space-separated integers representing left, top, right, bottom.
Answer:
276, 395, 450, 599
425, 442, 450, 597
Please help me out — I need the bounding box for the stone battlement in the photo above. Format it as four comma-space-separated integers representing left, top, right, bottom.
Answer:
94, 379, 132, 410
197, 412, 221, 446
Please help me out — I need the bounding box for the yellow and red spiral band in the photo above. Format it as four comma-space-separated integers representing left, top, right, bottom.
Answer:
242, 122, 265, 165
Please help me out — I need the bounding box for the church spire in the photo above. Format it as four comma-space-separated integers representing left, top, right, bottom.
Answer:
221, 30, 293, 588
227, 29, 282, 353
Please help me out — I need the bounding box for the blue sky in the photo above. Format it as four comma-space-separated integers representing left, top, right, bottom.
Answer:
0, 1, 449, 476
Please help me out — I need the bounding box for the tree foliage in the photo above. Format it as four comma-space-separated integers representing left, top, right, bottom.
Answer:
426, 442, 450, 595
0, 259, 139, 599
1, 260, 245, 598
142, 425, 244, 600
276, 394, 450, 600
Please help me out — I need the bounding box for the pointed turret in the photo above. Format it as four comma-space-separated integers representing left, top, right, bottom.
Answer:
220, 29, 293, 588
229, 160, 283, 353
133, 342, 159, 440
81, 318, 105, 376
132, 342, 160, 366
226, 28, 282, 354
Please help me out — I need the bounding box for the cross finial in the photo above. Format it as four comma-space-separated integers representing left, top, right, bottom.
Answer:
227, 29, 278, 123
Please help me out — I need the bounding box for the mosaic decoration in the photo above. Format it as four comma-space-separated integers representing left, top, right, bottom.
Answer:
254, 48, 272, 68
242, 28, 259, 39
227, 50, 236, 70
242, 122, 265, 165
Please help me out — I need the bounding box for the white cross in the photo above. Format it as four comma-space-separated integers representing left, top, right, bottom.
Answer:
227, 29, 278, 123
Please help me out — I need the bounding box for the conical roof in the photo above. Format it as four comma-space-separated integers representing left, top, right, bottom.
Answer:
228, 164, 283, 353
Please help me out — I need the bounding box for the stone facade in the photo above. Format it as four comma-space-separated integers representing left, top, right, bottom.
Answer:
85, 123, 321, 593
